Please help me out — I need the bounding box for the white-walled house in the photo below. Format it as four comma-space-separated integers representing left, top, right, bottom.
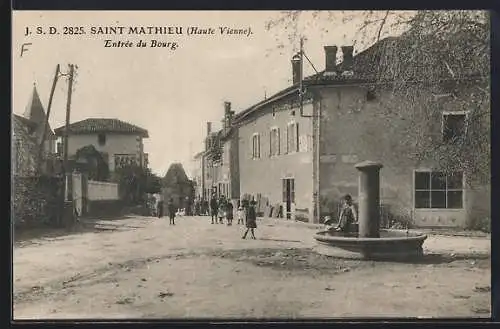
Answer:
54, 118, 149, 173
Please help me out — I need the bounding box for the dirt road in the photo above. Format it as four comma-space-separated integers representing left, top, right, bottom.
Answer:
13, 216, 491, 319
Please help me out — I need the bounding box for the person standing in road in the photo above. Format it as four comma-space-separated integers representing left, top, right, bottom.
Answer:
226, 199, 234, 226
237, 203, 245, 225
218, 196, 226, 224
167, 198, 176, 225
242, 199, 257, 239
210, 195, 218, 224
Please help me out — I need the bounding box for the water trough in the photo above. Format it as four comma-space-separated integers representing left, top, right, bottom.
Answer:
314, 161, 427, 260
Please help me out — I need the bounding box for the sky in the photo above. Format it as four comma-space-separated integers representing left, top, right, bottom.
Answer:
12, 11, 408, 178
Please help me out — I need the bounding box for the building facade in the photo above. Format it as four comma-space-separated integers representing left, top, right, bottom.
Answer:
191, 151, 205, 200
54, 118, 149, 173
234, 96, 314, 221
227, 36, 489, 228
202, 102, 240, 202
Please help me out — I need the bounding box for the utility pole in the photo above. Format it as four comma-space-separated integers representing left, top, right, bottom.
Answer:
37, 64, 60, 174
63, 64, 75, 201
56, 63, 76, 228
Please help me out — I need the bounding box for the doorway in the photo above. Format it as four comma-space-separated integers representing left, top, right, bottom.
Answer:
282, 178, 295, 219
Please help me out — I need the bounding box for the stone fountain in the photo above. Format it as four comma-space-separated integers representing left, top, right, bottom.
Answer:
314, 161, 427, 260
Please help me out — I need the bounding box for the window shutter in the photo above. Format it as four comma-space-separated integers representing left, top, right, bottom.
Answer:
258, 134, 261, 158
269, 131, 272, 156
282, 179, 287, 202
252, 135, 255, 158
295, 123, 300, 152
286, 124, 290, 153
277, 128, 280, 155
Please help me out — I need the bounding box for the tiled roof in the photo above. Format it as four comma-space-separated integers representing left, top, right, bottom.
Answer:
232, 39, 394, 124
54, 118, 149, 137
233, 33, 487, 124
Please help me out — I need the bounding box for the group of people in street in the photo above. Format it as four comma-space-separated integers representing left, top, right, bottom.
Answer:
153, 191, 356, 238
209, 195, 257, 239
153, 192, 258, 239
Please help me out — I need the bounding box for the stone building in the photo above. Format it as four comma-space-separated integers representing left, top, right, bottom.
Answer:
202, 102, 240, 203
229, 36, 489, 228
191, 151, 205, 200
162, 163, 195, 210
54, 118, 149, 173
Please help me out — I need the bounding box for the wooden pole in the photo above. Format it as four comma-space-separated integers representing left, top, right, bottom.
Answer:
37, 64, 60, 174
63, 64, 75, 198
60, 64, 75, 227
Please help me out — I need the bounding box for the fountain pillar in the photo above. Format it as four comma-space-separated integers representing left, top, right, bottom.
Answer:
355, 161, 383, 239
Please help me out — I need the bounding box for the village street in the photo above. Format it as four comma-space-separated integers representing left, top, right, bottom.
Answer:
13, 216, 491, 319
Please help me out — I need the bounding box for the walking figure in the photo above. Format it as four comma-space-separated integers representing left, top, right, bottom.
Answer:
167, 198, 176, 225
218, 196, 226, 224
210, 195, 218, 224
226, 200, 234, 226
242, 199, 257, 239
237, 204, 245, 225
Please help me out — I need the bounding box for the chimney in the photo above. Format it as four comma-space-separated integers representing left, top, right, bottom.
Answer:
223, 102, 234, 132
341, 46, 354, 74
324, 46, 338, 72
224, 101, 231, 115
291, 53, 301, 85
206, 122, 212, 136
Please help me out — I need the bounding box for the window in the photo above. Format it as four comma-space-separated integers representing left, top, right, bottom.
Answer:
252, 133, 261, 159
414, 171, 464, 209
114, 154, 138, 169
282, 178, 295, 203
98, 133, 106, 146
442, 112, 467, 142
269, 128, 280, 157
287, 122, 299, 153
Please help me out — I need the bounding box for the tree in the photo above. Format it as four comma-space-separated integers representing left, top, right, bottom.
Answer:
265, 10, 490, 185
112, 165, 162, 204
74, 145, 110, 181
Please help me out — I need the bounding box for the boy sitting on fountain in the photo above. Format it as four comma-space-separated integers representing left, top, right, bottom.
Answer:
335, 194, 358, 233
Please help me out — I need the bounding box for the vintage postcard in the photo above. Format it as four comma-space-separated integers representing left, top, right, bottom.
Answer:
12, 10, 491, 319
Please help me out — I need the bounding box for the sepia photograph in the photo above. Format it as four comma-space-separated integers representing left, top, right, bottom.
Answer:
12, 10, 491, 319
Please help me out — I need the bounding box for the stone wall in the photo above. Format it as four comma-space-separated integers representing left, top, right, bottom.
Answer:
88, 180, 119, 200
12, 176, 63, 228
